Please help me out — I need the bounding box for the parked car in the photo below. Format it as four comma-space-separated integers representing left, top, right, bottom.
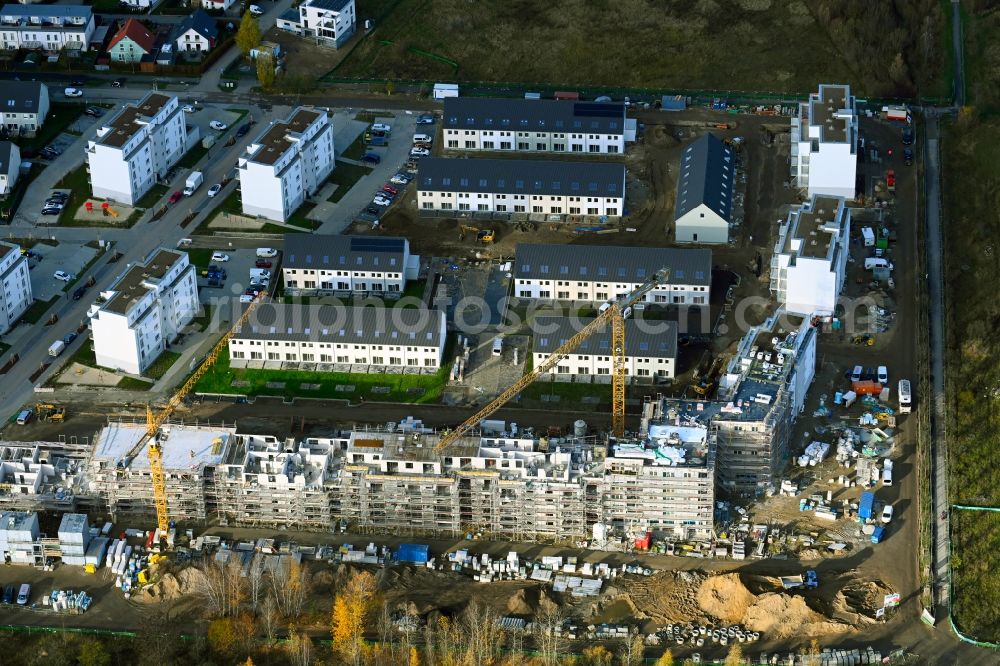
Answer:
881, 505, 894, 524
256, 247, 278, 258
71, 286, 87, 301
373, 195, 392, 207
2, 584, 14, 604
211, 251, 230, 262
390, 173, 411, 185
249, 4, 263, 15
850, 365, 863, 382
207, 184, 222, 197
250, 276, 269, 287
236, 124, 251, 137
877, 365, 888, 384
416, 114, 435, 124
169, 190, 183, 204
361, 152, 381, 165
382, 184, 398, 196
902, 127, 913, 145
245, 286, 265, 296
63, 87, 83, 98
41, 207, 62, 216
210, 120, 228, 131
16, 584, 29, 606
84, 106, 102, 117
43, 198, 65, 208
182, 104, 196, 113
371, 122, 391, 133
903, 148, 913, 165
409, 147, 430, 157
71, 78, 85, 87
255, 258, 272, 268
112, 78, 125, 87
48, 191, 68, 201
365, 205, 381, 215
63, 332, 77, 345
239, 294, 255, 303
53, 270, 73, 283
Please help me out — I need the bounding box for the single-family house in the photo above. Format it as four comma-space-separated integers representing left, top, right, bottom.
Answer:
276, 0, 356, 48
174, 10, 217, 53
0, 81, 49, 137
673, 133, 735, 244
108, 19, 156, 63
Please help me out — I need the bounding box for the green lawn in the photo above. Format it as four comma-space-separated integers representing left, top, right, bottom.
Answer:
327, 0, 948, 99
520, 379, 612, 407
186, 248, 214, 271
143, 350, 181, 380
134, 183, 170, 210
117, 376, 153, 391
193, 348, 449, 403
354, 111, 395, 123
326, 162, 373, 203
176, 143, 210, 170
190, 304, 215, 332
65, 340, 96, 368
15, 104, 83, 152
340, 133, 367, 161
287, 201, 319, 230
19, 297, 58, 325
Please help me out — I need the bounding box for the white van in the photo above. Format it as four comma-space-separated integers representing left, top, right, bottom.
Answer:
898, 379, 912, 413
412, 133, 432, 144
882, 459, 894, 486
492, 337, 503, 356
864, 257, 893, 271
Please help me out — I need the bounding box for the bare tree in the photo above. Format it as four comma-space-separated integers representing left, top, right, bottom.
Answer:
618, 633, 645, 666
532, 606, 566, 666
269, 558, 309, 619
196, 558, 245, 618
247, 556, 265, 611
285, 630, 312, 666
260, 595, 279, 646
459, 599, 504, 666
376, 598, 397, 660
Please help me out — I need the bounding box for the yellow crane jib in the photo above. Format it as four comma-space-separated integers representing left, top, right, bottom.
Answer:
433, 267, 670, 453
118, 293, 266, 537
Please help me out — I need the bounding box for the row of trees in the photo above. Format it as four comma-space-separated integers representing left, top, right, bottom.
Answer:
234, 11, 278, 90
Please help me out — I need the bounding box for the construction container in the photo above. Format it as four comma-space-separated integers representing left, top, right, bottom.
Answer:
396, 543, 430, 564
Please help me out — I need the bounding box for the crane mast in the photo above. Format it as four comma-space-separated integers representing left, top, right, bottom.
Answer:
120, 294, 265, 536
434, 267, 671, 453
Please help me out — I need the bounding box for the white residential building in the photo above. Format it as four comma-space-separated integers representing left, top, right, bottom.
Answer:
674, 133, 734, 244
0, 142, 20, 196
0, 5, 95, 51
88, 249, 198, 375
86, 92, 188, 206
513, 243, 712, 307
770, 195, 851, 317
173, 10, 217, 53
443, 98, 626, 154
0, 81, 49, 137
418, 158, 625, 217
282, 234, 420, 296
791, 83, 858, 199
275, 0, 356, 48
229, 304, 447, 371
0, 241, 32, 336
199, 0, 237, 11
238, 107, 335, 222
0, 512, 40, 565
532, 316, 677, 382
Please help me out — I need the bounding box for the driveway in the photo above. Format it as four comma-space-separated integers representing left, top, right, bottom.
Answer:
28, 242, 97, 301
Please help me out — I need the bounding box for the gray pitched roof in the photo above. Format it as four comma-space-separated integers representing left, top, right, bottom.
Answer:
514, 243, 712, 286
674, 133, 734, 223
234, 304, 445, 347
283, 234, 409, 271
0, 5, 92, 19
532, 316, 677, 359
443, 97, 626, 135
0, 81, 44, 115
0, 142, 18, 174
418, 158, 624, 198
176, 9, 217, 41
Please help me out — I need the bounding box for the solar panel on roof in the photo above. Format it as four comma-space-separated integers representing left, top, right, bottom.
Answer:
573, 102, 622, 118
350, 238, 405, 253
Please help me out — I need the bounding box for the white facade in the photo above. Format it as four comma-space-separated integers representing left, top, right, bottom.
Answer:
200, 0, 237, 10
88, 249, 198, 375
443, 98, 626, 155
513, 244, 712, 307
533, 317, 677, 382
282, 234, 420, 296
0, 5, 95, 51
0, 82, 49, 137
0, 142, 20, 196
0, 242, 32, 336
229, 304, 446, 371
0, 512, 40, 565
87, 92, 188, 206
770, 195, 851, 317
176, 27, 211, 52
791, 84, 858, 200
238, 107, 335, 222
417, 158, 625, 218
275, 0, 356, 47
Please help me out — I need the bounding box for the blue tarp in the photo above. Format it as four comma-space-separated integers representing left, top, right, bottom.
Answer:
396, 543, 430, 564
859, 492, 875, 520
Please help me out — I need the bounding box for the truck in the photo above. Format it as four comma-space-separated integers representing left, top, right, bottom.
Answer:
882, 459, 894, 486
780, 570, 819, 590
861, 227, 875, 247
183, 171, 204, 196
48, 340, 66, 357
898, 379, 912, 413
870, 526, 886, 544
858, 491, 876, 521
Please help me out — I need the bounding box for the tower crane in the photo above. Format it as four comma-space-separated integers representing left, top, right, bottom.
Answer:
433, 267, 671, 454
118, 294, 265, 537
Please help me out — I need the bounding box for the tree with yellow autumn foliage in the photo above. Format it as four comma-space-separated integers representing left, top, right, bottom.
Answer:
331, 570, 379, 665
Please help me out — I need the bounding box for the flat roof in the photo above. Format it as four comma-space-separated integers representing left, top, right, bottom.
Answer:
97, 92, 173, 149
809, 84, 852, 144
788, 195, 845, 259
515, 243, 712, 286
532, 316, 677, 359
247, 108, 323, 166
100, 248, 183, 315
443, 97, 626, 135
418, 157, 624, 198
283, 234, 408, 271
0, 241, 16, 263
92, 422, 236, 472
0, 5, 92, 19
347, 430, 480, 461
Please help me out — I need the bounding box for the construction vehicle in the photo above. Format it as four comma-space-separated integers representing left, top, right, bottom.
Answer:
689, 356, 722, 398
459, 225, 494, 243
433, 267, 671, 453
117, 293, 265, 542
35, 403, 66, 422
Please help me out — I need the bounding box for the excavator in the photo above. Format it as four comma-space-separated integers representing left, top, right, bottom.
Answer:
35, 403, 66, 422
459, 225, 494, 243
433, 266, 672, 453
689, 356, 723, 398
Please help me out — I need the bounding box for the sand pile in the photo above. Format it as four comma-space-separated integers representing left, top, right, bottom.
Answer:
505, 588, 560, 617
742, 592, 852, 639
833, 578, 894, 621
136, 567, 206, 603
696, 573, 756, 623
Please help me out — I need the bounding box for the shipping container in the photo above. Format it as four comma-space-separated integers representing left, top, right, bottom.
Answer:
396, 543, 430, 564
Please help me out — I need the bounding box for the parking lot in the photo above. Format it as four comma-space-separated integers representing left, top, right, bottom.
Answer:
195, 246, 280, 324
27, 242, 98, 302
